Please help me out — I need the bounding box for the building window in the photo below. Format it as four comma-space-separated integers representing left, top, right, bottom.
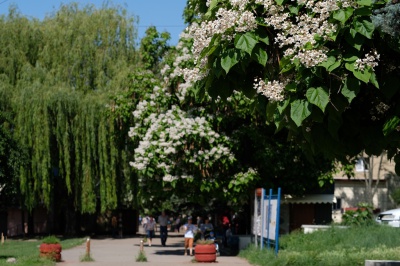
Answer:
355, 158, 369, 172
333, 198, 341, 210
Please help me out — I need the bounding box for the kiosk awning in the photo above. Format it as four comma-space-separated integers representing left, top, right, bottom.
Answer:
282, 194, 336, 204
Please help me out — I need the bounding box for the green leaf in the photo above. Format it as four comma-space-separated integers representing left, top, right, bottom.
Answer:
288, 5, 299, 15
383, 116, 400, 136
290, 99, 312, 127
280, 56, 294, 74
255, 28, 269, 45
306, 87, 329, 113
369, 72, 379, 88
356, 0, 372, 6
234, 32, 258, 55
344, 30, 364, 51
285, 82, 297, 92
275, 0, 284, 5
353, 68, 372, 83
349, 28, 358, 38
277, 99, 290, 114
333, 8, 354, 24
343, 55, 358, 62
221, 49, 239, 74
266, 101, 277, 122
353, 19, 374, 39
320, 56, 341, 72
341, 77, 360, 103
345, 62, 355, 72
205, 0, 222, 18
252, 45, 268, 66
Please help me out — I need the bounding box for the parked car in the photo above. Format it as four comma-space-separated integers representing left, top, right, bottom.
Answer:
375, 208, 400, 227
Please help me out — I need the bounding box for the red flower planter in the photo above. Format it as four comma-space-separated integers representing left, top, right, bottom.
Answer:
195, 244, 216, 263
39, 243, 62, 262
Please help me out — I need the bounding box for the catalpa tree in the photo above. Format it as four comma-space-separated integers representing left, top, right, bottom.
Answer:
184, 0, 400, 173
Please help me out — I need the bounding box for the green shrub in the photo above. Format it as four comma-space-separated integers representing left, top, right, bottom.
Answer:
136, 250, 147, 262
196, 239, 215, 245
42, 235, 61, 244
342, 203, 374, 226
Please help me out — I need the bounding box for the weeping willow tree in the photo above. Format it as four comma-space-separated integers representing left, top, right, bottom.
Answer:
0, 2, 141, 222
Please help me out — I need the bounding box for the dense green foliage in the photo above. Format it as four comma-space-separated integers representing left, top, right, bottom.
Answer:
240, 225, 400, 265
184, 0, 400, 173
128, 31, 337, 214
0, 3, 139, 215
0, 111, 27, 210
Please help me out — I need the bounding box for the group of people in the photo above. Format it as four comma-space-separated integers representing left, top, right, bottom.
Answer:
140, 212, 218, 256
112, 210, 237, 255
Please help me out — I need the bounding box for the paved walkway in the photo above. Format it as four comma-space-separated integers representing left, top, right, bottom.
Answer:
59, 232, 253, 266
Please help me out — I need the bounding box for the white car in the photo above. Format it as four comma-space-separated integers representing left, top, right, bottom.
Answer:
375, 208, 400, 227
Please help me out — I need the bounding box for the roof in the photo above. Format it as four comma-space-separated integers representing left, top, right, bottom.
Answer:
282, 194, 336, 204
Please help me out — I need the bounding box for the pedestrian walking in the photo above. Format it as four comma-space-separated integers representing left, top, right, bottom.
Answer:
175, 215, 181, 232
183, 216, 197, 256
158, 211, 169, 246
144, 215, 156, 246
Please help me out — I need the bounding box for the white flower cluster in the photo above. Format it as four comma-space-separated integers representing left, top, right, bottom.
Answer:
188, 6, 257, 61
375, 102, 390, 115
269, 0, 338, 67
130, 106, 235, 175
254, 77, 286, 102
354, 50, 380, 71
187, 0, 350, 82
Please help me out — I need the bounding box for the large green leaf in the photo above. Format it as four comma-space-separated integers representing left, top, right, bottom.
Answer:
221, 49, 239, 74
333, 8, 354, 24
306, 87, 329, 113
353, 19, 374, 39
255, 27, 269, 45
290, 99, 312, 127
353, 68, 372, 83
369, 72, 379, 88
341, 77, 360, 103
356, 0, 372, 6
383, 116, 400, 136
234, 32, 258, 55
252, 45, 268, 66
344, 30, 364, 51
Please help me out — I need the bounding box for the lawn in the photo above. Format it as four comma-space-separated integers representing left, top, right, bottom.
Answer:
0, 237, 86, 266
239, 225, 400, 266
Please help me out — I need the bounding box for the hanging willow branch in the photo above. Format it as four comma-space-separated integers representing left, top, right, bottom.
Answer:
1, 3, 139, 213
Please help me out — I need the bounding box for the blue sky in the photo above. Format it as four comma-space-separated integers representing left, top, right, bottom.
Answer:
0, 0, 187, 45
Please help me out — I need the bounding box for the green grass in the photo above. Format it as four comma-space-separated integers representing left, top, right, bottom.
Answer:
239, 225, 400, 266
0, 237, 86, 266
135, 250, 147, 262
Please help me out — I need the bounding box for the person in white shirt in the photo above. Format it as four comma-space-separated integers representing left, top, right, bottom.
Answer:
183, 216, 197, 256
